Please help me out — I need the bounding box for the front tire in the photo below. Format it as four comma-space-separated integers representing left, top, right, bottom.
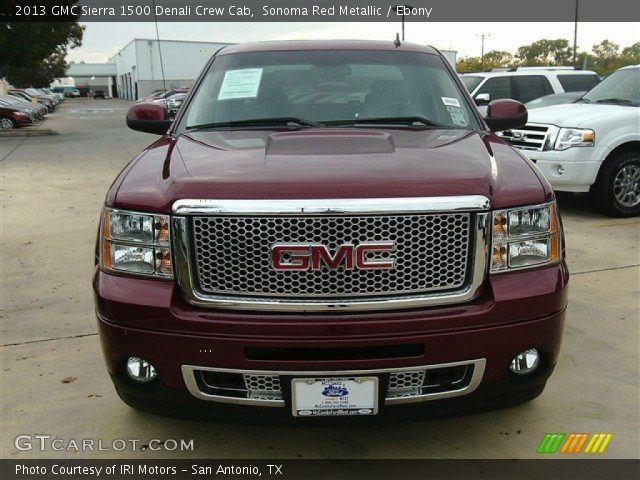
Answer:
0, 117, 16, 130
592, 150, 640, 217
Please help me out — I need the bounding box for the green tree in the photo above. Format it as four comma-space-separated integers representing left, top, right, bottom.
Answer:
456, 50, 515, 73
483, 50, 514, 67
621, 42, 640, 63
516, 39, 573, 66
0, 1, 83, 87
592, 40, 620, 59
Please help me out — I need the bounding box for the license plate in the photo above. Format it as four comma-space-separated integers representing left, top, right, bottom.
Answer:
291, 377, 378, 417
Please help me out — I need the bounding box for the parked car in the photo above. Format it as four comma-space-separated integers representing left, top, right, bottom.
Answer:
166, 92, 187, 117
96, 40, 568, 420
0, 95, 45, 121
25, 88, 60, 106
0, 103, 35, 129
0, 98, 39, 123
142, 88, 189, 103
52, 85, 81, 98
94, 90, 106, 99
526, 91, 586, 109
42, 88, 64, 102
498, 64, 640, 217
461, 67, 600, 109
9, 89, 55, 112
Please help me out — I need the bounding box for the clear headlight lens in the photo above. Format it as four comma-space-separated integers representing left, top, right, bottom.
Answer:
491, 202, 560, 273
554, 128, 594, 151
101, 208, 172, 278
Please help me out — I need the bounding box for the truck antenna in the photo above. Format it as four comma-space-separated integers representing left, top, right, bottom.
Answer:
394, 33, 401, 47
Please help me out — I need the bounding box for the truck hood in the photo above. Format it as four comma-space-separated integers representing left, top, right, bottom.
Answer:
527, 102, 630, 127
112, 128, 550, 212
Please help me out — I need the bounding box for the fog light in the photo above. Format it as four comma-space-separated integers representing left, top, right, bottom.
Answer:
509, 349, 540, 375
125, 357, 157, 383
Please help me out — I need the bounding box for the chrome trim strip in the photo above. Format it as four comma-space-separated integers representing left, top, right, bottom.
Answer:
172, 196, 491, 216
172, 208, 490, 312
181, 359, 486, 407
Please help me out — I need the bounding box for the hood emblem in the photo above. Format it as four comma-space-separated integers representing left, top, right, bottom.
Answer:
272, 242, 395, 271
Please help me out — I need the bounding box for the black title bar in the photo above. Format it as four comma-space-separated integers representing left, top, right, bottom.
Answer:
1, 0, 638, 22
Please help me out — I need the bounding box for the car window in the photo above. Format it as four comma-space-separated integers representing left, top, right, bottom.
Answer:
557, 74, 600, 92
461, 76, 483, 93
582, 68, 640, 105
513, 75, 553, 103
476, 77, 512, 101
180, 50, 479, 130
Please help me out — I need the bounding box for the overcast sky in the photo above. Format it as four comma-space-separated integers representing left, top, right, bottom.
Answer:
67, 22, 638, 63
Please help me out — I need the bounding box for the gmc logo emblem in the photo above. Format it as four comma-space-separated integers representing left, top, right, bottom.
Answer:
272, 242, 395, 271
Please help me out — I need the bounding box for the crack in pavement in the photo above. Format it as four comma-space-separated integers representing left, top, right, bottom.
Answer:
2, 332, 97, 348
0, 135, 29, 163
571, 263, 639, 276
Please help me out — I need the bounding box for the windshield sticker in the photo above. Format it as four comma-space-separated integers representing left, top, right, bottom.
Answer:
218, 68, 263, 100
442, 97, 461, 108
447, 105, 468, 127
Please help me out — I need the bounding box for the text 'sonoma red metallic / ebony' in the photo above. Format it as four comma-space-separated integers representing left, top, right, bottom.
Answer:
94, 40, 568, 420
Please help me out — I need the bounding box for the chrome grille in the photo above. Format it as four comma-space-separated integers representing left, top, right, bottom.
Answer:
497, 123, 551, 151
243, 374, 281, 392
388, 371, 426, 390
191, 213, 471, 299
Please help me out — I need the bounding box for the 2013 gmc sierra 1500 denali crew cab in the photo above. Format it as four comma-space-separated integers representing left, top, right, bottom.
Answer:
94, 40, 568, 420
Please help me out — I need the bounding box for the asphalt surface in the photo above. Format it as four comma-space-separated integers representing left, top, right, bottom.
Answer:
1, 99, 638, 459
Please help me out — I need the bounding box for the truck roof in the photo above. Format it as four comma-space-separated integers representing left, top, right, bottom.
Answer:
219, 40, 439, 56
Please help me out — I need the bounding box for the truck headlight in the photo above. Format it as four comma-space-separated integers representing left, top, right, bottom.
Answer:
100, 208, 173, 278
554, 128, 594, 151
491, 202, 561, 272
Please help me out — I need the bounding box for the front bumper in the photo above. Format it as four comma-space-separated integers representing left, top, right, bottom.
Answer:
522, 146, 606, 192
94, 261, 568, 419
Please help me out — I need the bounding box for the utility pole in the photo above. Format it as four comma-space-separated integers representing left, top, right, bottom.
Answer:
478, 34, 490, 69
573, 0, 579, 67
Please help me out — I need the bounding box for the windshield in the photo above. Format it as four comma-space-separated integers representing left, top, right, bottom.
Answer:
460, 76, 483, 93
179, 50, 479, 131
582, 68, 640, 106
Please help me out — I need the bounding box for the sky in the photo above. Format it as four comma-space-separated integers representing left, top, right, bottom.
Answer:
67, 22, 638, 64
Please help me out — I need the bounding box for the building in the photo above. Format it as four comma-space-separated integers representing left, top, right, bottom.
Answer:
58, 62, 117, 97
59, 40, 456, 99
108, 39, 231, 100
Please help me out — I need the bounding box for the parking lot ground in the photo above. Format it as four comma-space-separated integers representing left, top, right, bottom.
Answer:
1, 99, 638, 459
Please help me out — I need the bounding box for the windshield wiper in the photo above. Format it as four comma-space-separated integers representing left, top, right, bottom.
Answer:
594, 98, 636, 106
186, 117, 323, 131
327, 116, 453, 129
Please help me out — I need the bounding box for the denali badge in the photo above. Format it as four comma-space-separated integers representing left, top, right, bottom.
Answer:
272, 242, 395, 271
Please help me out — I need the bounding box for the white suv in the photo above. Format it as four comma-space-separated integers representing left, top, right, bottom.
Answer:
498, 65, 640, 217
461, 67, 600, 105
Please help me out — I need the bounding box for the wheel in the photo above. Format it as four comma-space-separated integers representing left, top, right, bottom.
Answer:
592, 150, 640, 217
0, 117, 16, 130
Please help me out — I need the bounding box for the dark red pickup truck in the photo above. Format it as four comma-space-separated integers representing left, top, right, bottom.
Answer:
94, 40, 568, 420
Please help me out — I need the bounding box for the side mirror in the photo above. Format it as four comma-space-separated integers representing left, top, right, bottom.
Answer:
126, 103, 172, 135
484, 99, 527, 131
474, 93, 491, 106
